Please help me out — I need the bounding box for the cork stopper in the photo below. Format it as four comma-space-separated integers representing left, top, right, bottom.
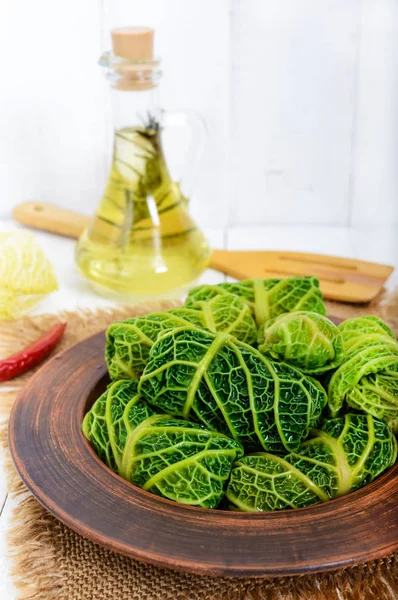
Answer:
111, 27, 154, 61
109, 27, 158, 91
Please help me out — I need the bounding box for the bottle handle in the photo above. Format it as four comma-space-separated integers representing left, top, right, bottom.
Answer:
162, 109, 208, 200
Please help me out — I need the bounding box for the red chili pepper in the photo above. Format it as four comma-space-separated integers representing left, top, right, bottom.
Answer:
0, 322, 67, 382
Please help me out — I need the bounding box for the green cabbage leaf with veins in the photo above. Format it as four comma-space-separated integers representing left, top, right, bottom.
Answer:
186, 276, 326, 326
83, 394, 242, 508
327, 317, 398, 430
139, 326, 327, 453
226, 414, 397, 511
82, 379, 156, 472
85, 306, 397, 512
105, 292, 257, 380
258, 311, 344, 374
119, 415, 243, 508
338, 315, 397, 355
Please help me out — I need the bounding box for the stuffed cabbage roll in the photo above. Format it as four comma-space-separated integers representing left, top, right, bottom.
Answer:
186, 276, 326, 326
106, 293, 257, 380
258, 311, 344, 374
139, 326, 327, 453
227, 414, 397, 511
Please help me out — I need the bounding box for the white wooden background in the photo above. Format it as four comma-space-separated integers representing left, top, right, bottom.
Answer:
1, 0, 397, 229
1, 3, 398, 595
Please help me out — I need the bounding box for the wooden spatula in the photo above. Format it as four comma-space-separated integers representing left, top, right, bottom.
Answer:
12, 201, 394, 304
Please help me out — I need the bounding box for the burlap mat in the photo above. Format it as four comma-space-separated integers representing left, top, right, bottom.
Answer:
0, 292, 398, 600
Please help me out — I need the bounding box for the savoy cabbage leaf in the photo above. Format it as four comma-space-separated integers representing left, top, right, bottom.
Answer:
105, 293, 257, 380
258, 311, 344, 374
119, 415, 243, 508
328, 338, 398, 427
82, 379, 155, 471
338, 315, 397, 356
186, 276, 326, 326
226, 414, 397, 511
139, 326, 327, 453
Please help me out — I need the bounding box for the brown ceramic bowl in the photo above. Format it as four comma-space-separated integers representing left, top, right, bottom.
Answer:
8, 330, 398, 577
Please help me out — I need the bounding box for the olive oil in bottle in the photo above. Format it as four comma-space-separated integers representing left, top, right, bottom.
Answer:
75, 27, 211, 299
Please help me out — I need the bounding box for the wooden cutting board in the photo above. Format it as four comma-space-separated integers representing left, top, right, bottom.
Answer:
13, 201, 394, 304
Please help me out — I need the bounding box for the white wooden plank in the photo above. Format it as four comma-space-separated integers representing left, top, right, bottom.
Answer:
0, 423, 16, 600
1, 0, 397, 233
348, 225, 398, 290
0, 0, 107, 218
101, 0, 230, 229
351, 0, 398, 226
0, 444, 8, 521
229, 0, 360, 226
0, 494, 18, 600
227, 225, 353, 257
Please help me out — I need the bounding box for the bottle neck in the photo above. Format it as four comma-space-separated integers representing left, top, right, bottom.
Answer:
100, 51, 163, 131
110, 87, 161, 131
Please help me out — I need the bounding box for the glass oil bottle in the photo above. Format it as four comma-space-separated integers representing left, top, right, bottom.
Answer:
75, 27, 211, 299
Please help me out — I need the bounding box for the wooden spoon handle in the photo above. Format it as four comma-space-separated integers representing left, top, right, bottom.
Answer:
13, 202, 88, 239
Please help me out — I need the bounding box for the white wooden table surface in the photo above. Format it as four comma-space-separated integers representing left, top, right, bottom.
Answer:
0, 219, 397, 597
